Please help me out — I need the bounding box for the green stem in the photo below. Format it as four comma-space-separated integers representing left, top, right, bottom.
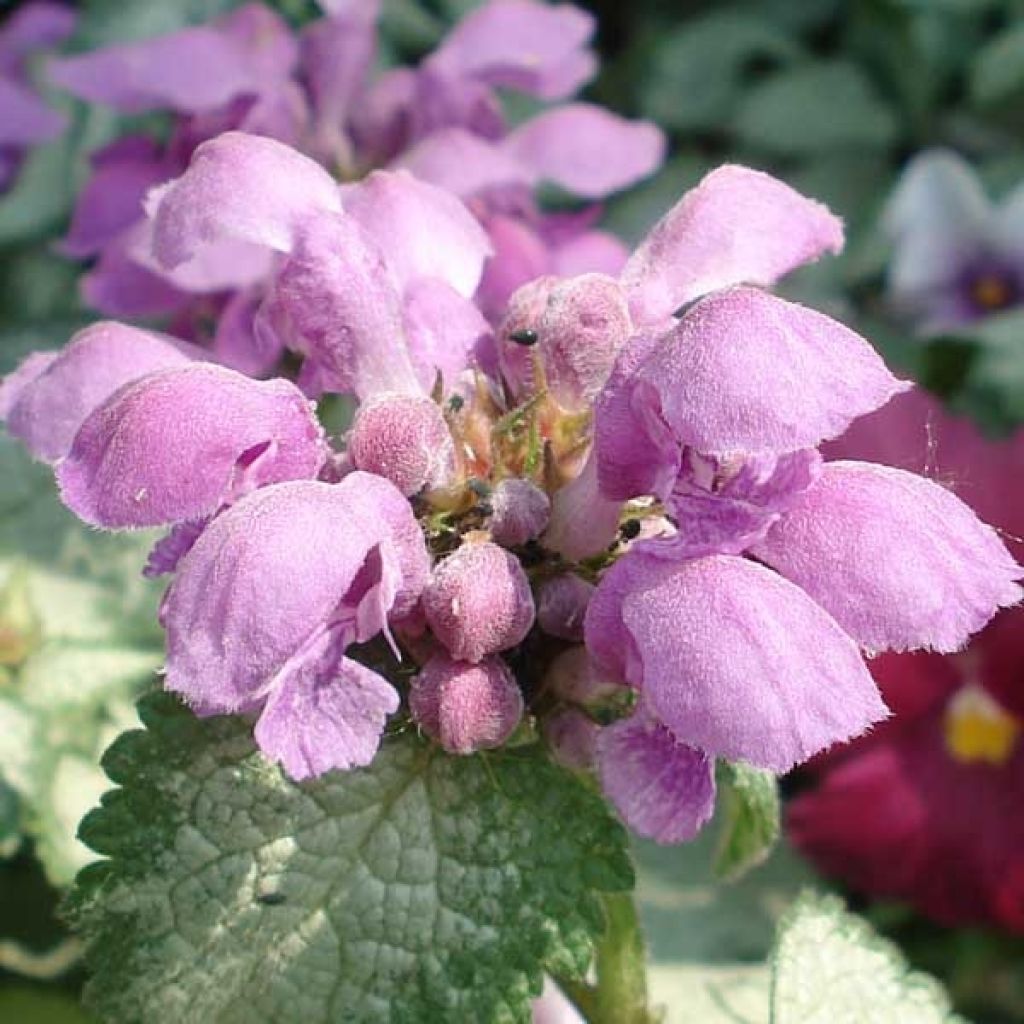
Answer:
590, 891, 656, 1024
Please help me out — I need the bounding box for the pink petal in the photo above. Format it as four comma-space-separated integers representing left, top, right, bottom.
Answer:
620, 164, 845, 324
1, 321, 200, 463
57, 364, 326, 528
544, 450, 624, 561
620, 554, 887, 771
0, 76, 64, 145
164, 475, 423, 711
396, 127, 531, 198
254, 644, 399, 780
429, 0, 595, 100
597, 708, 716, 844
503, 104, 665, 199
636, 287, 909, 456
148, 132, 342, 271
343, 168, 492, 298
752, 461, 1023, 653
263, 211, 421, 399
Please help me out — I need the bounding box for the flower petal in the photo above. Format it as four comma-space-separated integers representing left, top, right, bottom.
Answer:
635, 287, 909, 456
620, 554, 887, 771
343, 168, 492, 298
751, 461, 1022, 653
884, 149, 991, 306
503, 104, 665, 199
254, 643, 399, 780
263, 211, 421, 399
148, 132, 342, 271
397, 127, 532, 198
429, 0, 595, 100
597, 708, 716, 843
0, 76, 64, 145
164, 476, 421, 710
1, 321, 200, 463
620, 164, 844, 324
57, 364, 325, 528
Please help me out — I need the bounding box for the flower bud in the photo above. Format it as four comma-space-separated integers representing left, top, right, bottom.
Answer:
410, 653, 523, 755
348, 393, 454, 497
422, 539, 535, 662
537, 573, 593, 641
498, 275, 558, 398
489, 478, 550, 547
543, 646, 624, 709
543, 708, 599, 772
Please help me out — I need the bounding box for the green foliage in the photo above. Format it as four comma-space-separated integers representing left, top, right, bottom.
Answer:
971, 22, 1024, 105
713, 763, 780, 883
771, 891, 967, 1023
733, 60, 899, 156
69, 694, 633, 1024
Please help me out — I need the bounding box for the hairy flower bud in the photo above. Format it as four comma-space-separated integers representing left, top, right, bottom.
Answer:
543, 708, 598, 772
543, 645, 623, 709
422, 539, 535, 662
348, 393, 454, 496
536, 573, 593, 641
409, 653, 523, 754
489, 478, 550, 547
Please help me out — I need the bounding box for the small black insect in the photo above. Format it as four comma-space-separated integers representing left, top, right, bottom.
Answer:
448, 394, 465, 413
619, 519, 642, 540
508, 328, 539, 346
257, 891, 287, 906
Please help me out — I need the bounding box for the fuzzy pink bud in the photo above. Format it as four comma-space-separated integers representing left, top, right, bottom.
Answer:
537, 573, 594, 641
544, 708, 599, 771
490, 478, 550, 547
422, 539, 535, 662
348, 393, 454, 497
544, 646, 624, 708
409, 653, 523, 754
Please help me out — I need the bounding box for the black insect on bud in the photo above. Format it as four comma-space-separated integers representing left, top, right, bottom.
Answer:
508, 328, 539, 347
448, 394, 465, 413
619, 518, 642, 541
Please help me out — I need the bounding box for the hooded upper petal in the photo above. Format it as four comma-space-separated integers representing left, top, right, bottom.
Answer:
629, 287, 909, 457
164, 475, 425, 710
751, 461, 1022, 653
597, 707, 716, 843
148, 131, 342, 273
1, 322, 201, 463
619, 164, 844, 325
428, 0, 595, 100
342, 169, 492, 298
603, 553, 886, 771
503, 104, 665, 199
263, 210, 422, 399
57, 363, 326, 528
47, 3, 296, 114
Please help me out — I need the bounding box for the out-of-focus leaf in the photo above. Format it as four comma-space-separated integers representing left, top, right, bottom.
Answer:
639, 10, 799, 132
649, 963, 770, 1024
733, 60, 899, 155
971, 23, 1024, 105
713, 762, 779, 883
0, 987, 94, 1024
771, 891, 966, 1023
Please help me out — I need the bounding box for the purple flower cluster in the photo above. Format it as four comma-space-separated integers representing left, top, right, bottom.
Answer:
47, 0, 663, 371
0, 1, 74, 191
4, 137, 1018, 844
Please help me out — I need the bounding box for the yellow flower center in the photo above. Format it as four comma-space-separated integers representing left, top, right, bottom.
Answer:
944, 684, 1020, 765
970, 274, 1015, 311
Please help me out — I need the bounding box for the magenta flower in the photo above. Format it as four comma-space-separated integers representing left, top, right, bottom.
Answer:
789, 389, 1024, 929
0, 1, 74, 191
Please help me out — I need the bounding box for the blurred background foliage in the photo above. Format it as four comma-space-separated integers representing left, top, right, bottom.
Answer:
2, 0, 1024, 1021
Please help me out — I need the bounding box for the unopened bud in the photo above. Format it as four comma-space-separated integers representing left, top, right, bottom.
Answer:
490, 478, 550, 547
410, 653, 524, 755
537, 573, 594, 641
423, 539, 535, 662
348, 393, 454, 497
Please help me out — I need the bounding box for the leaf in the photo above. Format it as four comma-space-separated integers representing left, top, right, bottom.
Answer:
639, 11, 799, 132
0, 986, 95, 1024
69, 693, 634, 1024
649, 963, 770, 1024
733, 61, 899, 156
971, 22, 1024, 104
770, 891, 966, 1023
713, 763, 779, 883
